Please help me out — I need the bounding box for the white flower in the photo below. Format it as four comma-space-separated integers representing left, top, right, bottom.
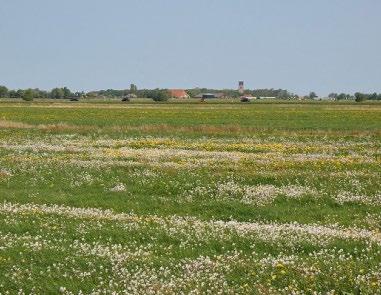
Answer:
109, 183, 126, 192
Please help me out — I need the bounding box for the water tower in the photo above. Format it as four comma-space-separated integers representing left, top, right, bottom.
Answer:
238, 81, 244, 95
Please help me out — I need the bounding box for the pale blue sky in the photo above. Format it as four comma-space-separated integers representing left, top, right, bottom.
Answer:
1, 0, 380, 95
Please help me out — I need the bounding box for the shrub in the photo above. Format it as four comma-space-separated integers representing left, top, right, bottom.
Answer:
22, 89, 34, 101
354, 92, 366, 102
147, 89, 170, 102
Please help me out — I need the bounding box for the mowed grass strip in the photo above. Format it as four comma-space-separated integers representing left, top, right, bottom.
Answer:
0, 102, 380, 132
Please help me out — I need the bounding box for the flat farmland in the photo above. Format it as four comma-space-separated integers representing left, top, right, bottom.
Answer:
0, 101, 380, 294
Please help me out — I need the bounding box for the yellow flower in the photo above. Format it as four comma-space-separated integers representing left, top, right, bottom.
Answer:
276, 263, 284, 268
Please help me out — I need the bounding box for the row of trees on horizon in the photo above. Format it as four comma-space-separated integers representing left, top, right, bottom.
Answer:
0, 85, 380, 102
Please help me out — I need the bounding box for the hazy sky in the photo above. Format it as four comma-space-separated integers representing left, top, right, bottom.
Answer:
1, 0, 380, 95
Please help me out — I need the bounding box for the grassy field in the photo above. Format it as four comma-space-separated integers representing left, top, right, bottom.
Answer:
0, 100, 380, 294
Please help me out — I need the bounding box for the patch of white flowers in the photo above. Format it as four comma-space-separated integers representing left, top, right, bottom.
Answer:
184, 181, 317, 206
0, 136, 378, 172
0, 168, 13, 178
1, 202, 380, 246
109, 183, 127, 192
0, 132, 380, 293
334, 191, 381, 206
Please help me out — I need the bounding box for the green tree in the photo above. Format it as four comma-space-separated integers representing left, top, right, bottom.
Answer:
276, 90, 290, 99
22, 89, 34, 101
16, 89, 25, 98
63, 87, 72, 99
328, 93, 338, 100
147, 89, 170, 102
130, 84, 138, 94
354, 92, 366, 102
369, 93, 378, 100
36, 89, 49, 98
74, 91, 84, 98
309, 92, 318, 99
0, 86, 8, 98
8, 90, 17, 98
336, 93, 348, 100
51, 88, 65, 99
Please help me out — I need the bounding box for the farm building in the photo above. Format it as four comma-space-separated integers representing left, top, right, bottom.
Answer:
257, 96, 276, 100
195, 93, 218, 99
168, 89, 189, 99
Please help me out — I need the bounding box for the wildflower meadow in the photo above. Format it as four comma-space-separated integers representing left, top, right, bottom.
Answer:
0, 101, 380, 294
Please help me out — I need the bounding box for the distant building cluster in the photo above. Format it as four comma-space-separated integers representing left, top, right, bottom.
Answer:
169, 81, 247, 100
169, 81, 278, 101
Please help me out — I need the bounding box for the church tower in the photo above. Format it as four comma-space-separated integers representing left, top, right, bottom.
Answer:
238, 81, 244, 95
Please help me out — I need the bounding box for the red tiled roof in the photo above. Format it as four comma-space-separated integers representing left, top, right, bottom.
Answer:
169, 89, 189, 98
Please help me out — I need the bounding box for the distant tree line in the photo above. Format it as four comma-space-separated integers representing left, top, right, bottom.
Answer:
0, 85, 84, 101
354, 92, 381, 102
328, 93, 353, 100
86, 85, 169, 101
1, 84, 381, 102
328, 92, 381, 102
